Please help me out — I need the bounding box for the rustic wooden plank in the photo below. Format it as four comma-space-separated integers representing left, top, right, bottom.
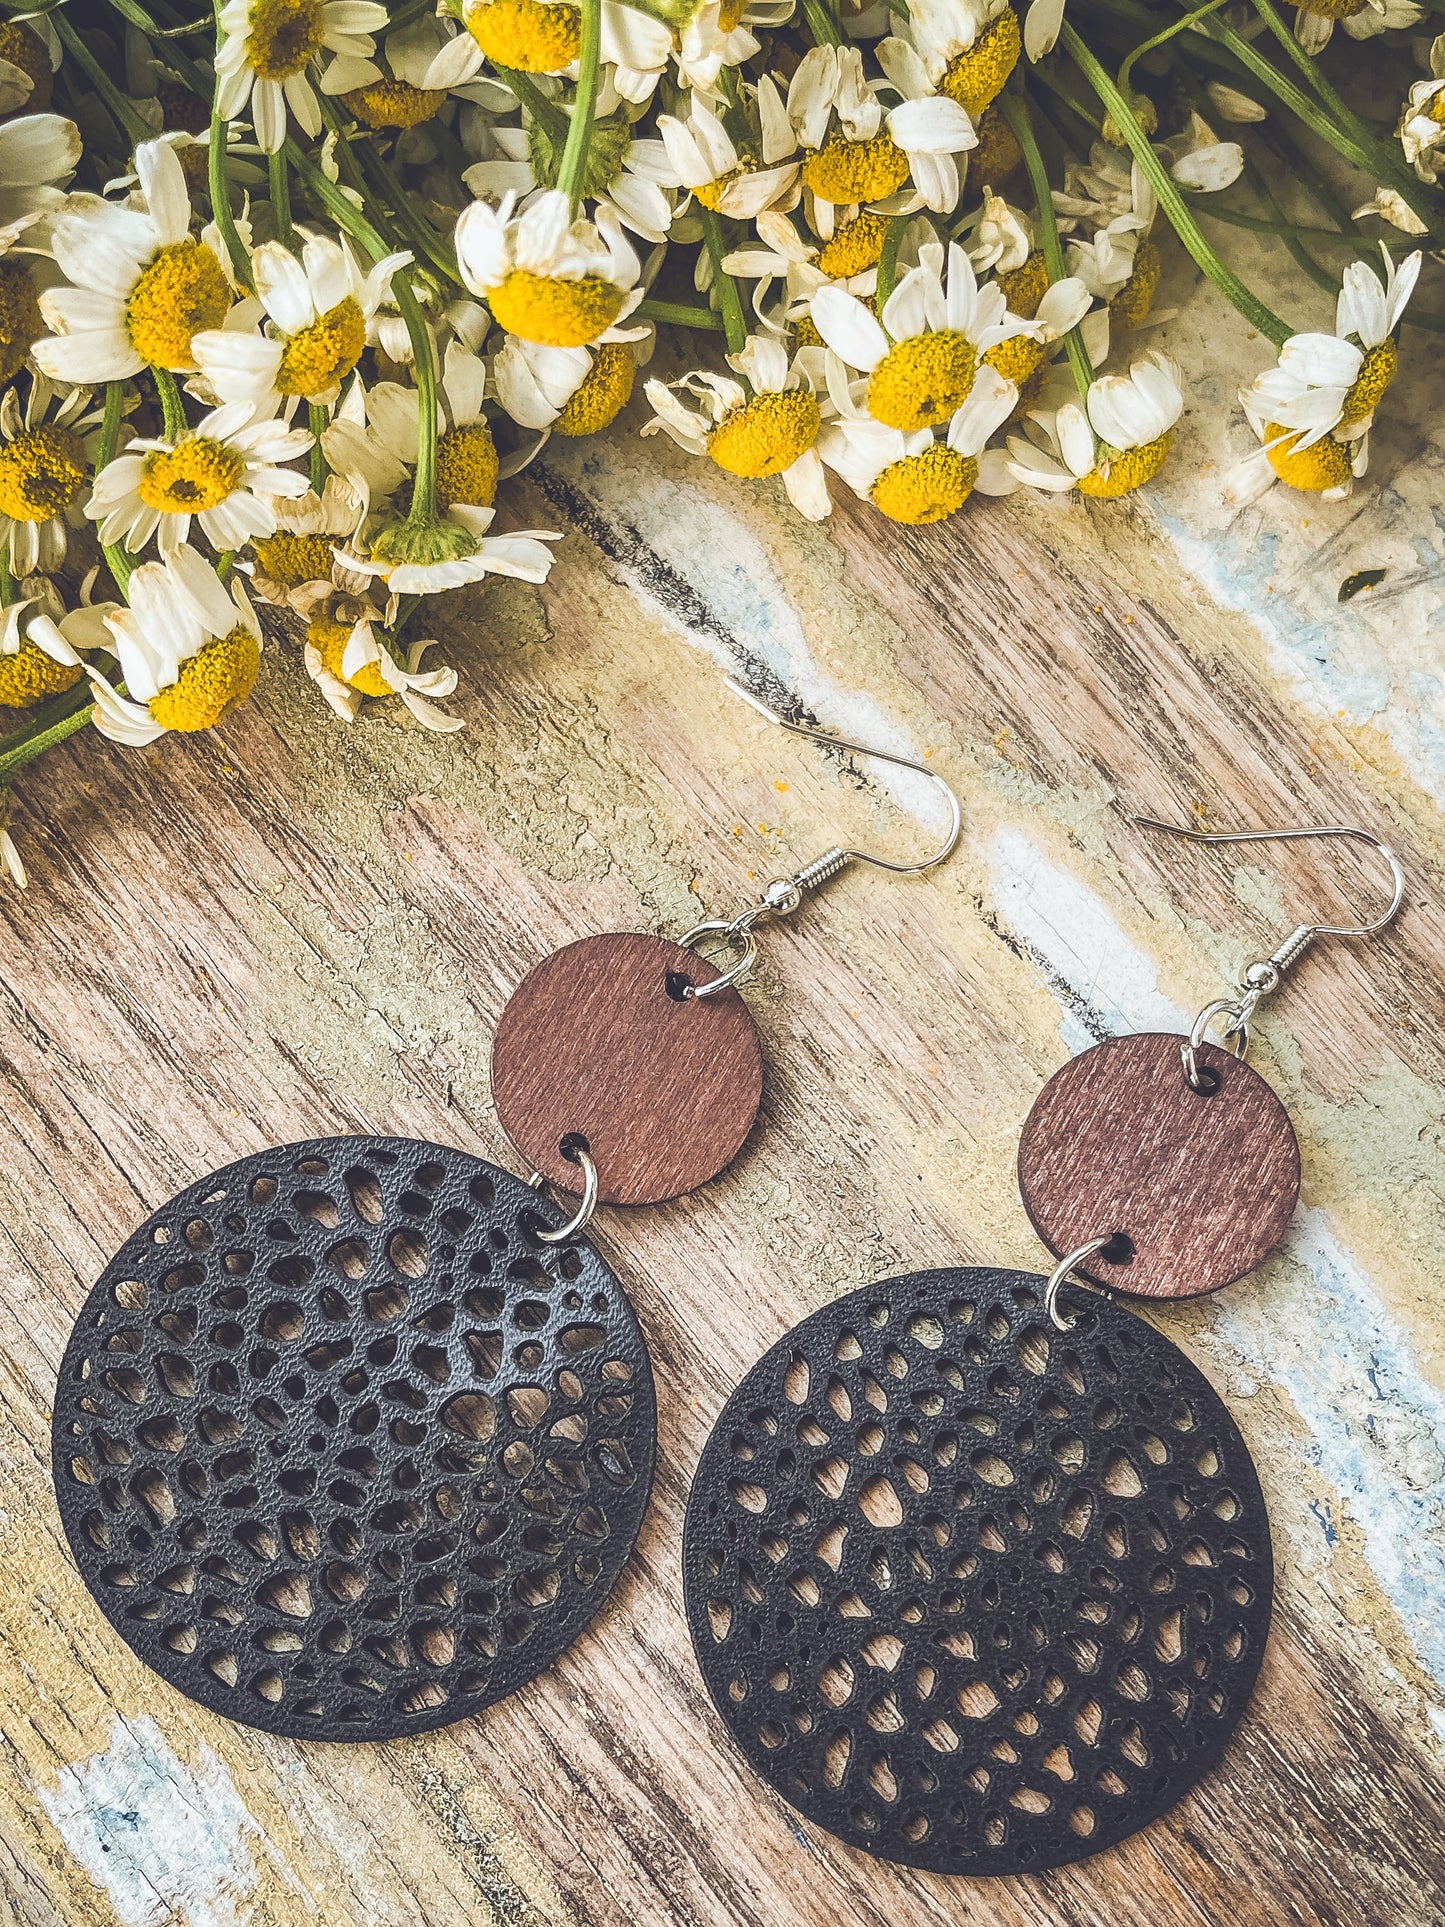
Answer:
0, 377, 1442, 1927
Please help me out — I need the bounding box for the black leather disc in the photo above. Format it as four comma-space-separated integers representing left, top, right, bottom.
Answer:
53, 1137, 656, 1742
683, 1267, 1271, 1875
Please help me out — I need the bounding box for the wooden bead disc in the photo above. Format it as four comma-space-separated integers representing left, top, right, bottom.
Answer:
1017, 1031, 1301, 1300
491, 932, 764, 1206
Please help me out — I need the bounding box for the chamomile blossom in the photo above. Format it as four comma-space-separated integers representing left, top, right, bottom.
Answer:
328, 341, 501, 511
192, 230, 411, 412
656, 87, 799, 220
0, 16, 56, 116
788, 44, 912, 213
819, 357, 1017, 523
0, 582, 113, 708
88, 545, 264, 745
1292, 0, 1420, 56
870, 36, 981, 212
1398, 38, 1445, 182
980, 350, 1183, 497
34, 138, 232, 385
0, 109, 80, 246
493, 332, 648, 437
455, 188, 642, 347
0, 381, 98, 575
248, 475, 368, 611
642, 333, 830, 520
878, 0, 1021, 121
214, 0, 388, 151
462, 124, 680, 245
458, 0, 582, 76
340, 501, 560, 594
305, 601, 464, 730
86, 401, 314, 556
319, 15, 483, 130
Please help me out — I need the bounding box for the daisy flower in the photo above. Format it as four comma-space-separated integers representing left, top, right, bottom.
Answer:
192, 230, 411, 412
868, 37, 981, 213
675, 0, 791, 93
818, 358, 1017, 523
305, 600, 464, 731
214, 0, 388, 152
977, 349, 1183, 497
642, 333, 829, 520
340, 502, 560, 594
462, 123, 680, 246
248, 475, 368, 612
458, 0, 582, 76
787, 44, 913, 212
0, 16, 57, 116
878, 0, 1021, 120
454, 188, 642, 348
33, 138, 232, 385
1399, 40, 1445, 182
319, 15, 482, 130
0, 381, 99, 576
809, 239, 1033, 434
655, 87, 799, 220
1292, 0, 1419, 56
86, 401, 314, 556
0, 107, 79, 249
493, 332, 648, 437
328, 342, 501, 511
0, 582, 113, 708
87, 545, 264, 745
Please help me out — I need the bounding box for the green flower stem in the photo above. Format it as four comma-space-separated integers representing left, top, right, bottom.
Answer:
801, 0, 841, 44
557, 0, 603, 216
354, 138, 461, 283
208, 2, 253, 287
0, 692, 96, 785
309, 403, 329, 492
636, 297, 726, 330
268, 148, 293, 244
1060, 24, 1294, 348
700, 209, 748, 356
0, 549, 12, 605
1001, 91, 1097, 396
153, 365, 188, 440
875, 214, 909, 314
1118, 0, 1230, 96
1025, 61, 1103, 139
97, 382, 136, 595
1240, 153, 1335, 296
496, 68, 570, 140
51, 9, 153, 144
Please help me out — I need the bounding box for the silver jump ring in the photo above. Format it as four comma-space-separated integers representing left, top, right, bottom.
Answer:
1045, 1237, 1115, 1332
1181, 998, 1249, 1091
676, 918, 759, 998
529, 1148, 599, 1244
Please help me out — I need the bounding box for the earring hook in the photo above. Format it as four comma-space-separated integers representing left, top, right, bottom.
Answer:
1132, 813, 1406, 1086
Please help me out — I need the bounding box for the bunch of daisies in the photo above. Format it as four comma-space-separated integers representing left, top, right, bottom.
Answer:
0, 0, 1438, 882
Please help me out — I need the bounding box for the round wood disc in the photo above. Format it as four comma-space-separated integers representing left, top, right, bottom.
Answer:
491, 933, 764, 1206
683, 1266, 1273, 1875
1017, 1032, 1301, 1300
51, 1138, 657, 1742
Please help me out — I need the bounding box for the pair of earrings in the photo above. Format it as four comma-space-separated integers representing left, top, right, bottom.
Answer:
50, 689, 1403, 1880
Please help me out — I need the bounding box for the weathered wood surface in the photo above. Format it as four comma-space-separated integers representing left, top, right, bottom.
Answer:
4, 277, 1445, 1922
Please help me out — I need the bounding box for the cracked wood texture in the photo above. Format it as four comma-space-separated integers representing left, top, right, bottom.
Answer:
3, 392, 1445, 1927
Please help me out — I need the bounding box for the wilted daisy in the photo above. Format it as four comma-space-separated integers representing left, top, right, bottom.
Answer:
0, 582, 112, 707
87, 401, 313, 556
656, 87, 799, 219
0, 382, 99, 576
810, 241, 1033, 434
980, 350, 1184, 497
331, 342, 500, 512
456, 190, 642, 348
1292, 0, 1419, 55
34, 138, 232, 384
878, 0, 1021, 120
319, 15, 480, 130
88, 545, 264, 745
819, 358, 1017, 523
868, 40, 980, 213
248, 475, 367, 611
193, 230, 410, 411
305, 600, 463, 730
214, 0, 388, 151
642, 333, 829, 520
0, 113, 80, 383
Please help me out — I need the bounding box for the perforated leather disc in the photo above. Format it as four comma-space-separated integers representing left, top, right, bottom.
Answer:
53, 1138, 656, 1742
683, 1268, 1271, 1875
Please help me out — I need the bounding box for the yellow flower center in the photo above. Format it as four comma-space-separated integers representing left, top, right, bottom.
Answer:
1012, 356, 1051, 415
1429, 90, 1445, 127
137, 438, 247, 514
1262, 423, 1353, 493
802, 134, 911, 205
694, 156, 766, 213
970, 104, 1023, 186
867, 331, 977, 432
793, 314, 823, 349
871, 446, 976, 524
0, 255, 41, 387
487, 270, 626, 348
246, 0, 328, 80
344, 79, 447, 128
275, 296, 367, 397
126, 241, 233, 373
253, 530, 337, 588
1110, 239, 1162, 329
0, 638, 81, 707
0, 425, 87, 523
309, 614, 391, 696
149, 625, 260, 731
817, 212, 889, 279
1077, 430, 1172, 497
708, 390, 820, 479
982, 332, 1044, 388
997, 250, 1049, 321
0, 20, 52, 110
1340, 338, 1397, 424
553, 341, 635, 437
941, 8, 1020, 117
435, 420, 498, 508
463, 0, 580, 71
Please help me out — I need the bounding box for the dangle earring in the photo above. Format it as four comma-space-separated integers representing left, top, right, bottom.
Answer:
683, 815, 1404, 1877
50, 684, 961, 1745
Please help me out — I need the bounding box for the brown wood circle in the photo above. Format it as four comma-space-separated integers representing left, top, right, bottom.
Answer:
491, 932, 764, 1206
1017, 1031, 1301, 1300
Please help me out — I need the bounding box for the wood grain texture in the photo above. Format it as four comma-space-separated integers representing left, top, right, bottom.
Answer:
1017, 1033, 1301, 1299
0, 363, 1443, 1927
492, 933, 764, 1204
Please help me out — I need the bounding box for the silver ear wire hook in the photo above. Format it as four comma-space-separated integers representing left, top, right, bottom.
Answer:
1132, 815, 1405, 1087
678, 679, 963, 998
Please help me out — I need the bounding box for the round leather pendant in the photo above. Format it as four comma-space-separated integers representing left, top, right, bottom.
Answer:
491, 932, 764, 1206
1017, 1032, 1301, 1300
683, 1267, 1272, 1876
52, 1138, 657, 1742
